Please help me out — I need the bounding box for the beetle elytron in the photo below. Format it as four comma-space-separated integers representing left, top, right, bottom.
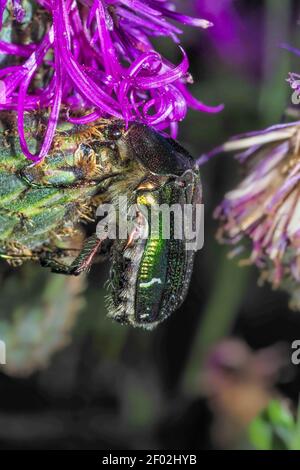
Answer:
0, 111, 201, 329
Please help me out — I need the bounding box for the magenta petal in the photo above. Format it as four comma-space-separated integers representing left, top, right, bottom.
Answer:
0, 0, 220, 161
0, 40, 35, 57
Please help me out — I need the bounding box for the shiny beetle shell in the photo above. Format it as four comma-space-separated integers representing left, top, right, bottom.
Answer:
107, 124, 202, 329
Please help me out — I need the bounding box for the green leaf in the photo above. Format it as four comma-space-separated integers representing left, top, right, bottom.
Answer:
267, 400, 295, 429
248, 417, 272, 450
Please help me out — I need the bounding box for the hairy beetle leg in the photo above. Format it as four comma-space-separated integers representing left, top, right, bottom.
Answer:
40, 234, 108, 275
40, 255, 81, 275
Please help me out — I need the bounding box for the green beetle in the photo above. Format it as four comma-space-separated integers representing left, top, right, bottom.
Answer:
0, 112, 202, 329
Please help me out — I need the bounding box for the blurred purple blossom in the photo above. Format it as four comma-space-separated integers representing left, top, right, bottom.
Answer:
0, 0, 222, 162
215, 122, 300, 310
285, 43, 300, 103
195, 0, 261, 72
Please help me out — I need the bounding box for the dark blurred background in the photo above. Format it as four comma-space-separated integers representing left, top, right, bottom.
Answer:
1, 0, 300, 450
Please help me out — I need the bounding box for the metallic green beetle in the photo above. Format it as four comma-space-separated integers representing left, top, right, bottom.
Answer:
0, 112, 201, 329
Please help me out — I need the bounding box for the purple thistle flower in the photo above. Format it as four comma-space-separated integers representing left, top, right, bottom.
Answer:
215, 122, 300, 309
0, 0, 222, 162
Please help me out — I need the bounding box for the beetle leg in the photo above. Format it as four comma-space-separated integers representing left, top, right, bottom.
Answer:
124, 209, 146, 250
40, 234, 109, 275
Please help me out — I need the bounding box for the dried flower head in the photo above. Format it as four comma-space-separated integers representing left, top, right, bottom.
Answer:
0, 0, 222, 162
215, 122, 300, 309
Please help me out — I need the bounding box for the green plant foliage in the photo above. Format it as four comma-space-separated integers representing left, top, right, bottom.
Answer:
248, 400, 300, 450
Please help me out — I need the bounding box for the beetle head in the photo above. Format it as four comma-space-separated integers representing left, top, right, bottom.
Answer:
124, 123, 194, 176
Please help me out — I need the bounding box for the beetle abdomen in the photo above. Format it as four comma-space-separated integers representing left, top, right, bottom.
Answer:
107, 170, 201, 329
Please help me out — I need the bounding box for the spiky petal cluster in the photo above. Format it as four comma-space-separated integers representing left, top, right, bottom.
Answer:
215, 122, 300, 309
0, 0, 222, 162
